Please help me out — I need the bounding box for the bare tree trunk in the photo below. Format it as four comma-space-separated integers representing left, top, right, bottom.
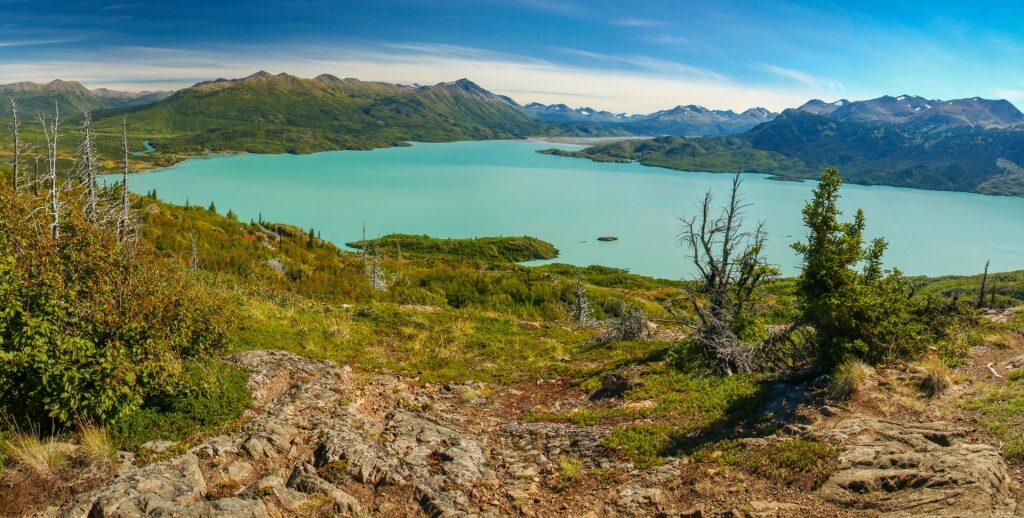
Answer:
117, 118, 135, 243
976, 259, 990, 309
189, 231, 200, 270
79, 111, 101, 222
569, 272, 595, 326
32, 147, 39, 195
9, 97, 24, 190
39, 103, 62, 241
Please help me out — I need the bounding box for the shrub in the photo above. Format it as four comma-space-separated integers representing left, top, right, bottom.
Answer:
109, 361, 250, 450
829, 360, 873, 400
0, 187, 229, 428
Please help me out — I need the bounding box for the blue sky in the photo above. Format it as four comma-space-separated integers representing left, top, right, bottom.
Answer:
2, 0, 1024, 112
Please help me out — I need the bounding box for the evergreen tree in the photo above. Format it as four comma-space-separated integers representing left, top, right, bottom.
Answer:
307, 227, 315, 248
792, 168, 914, 368
208, 201, 217, 213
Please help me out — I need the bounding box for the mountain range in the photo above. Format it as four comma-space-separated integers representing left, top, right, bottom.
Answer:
548, 95, 1024, 195
81, 72, 553, 155
4, 72, 1024, 195
0, 79, 172, 115
522, 102, 777, 136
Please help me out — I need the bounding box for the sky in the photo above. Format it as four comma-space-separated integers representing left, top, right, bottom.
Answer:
2, 0, 1024, 113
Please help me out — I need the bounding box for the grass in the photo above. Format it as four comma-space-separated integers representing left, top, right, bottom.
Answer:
317, 460, 349, 485
555, 456, 584, 491
829, 360, 873, 400
78, 424, 117, 470
917, 354, 952, 397
0, 432, 72, 483
109, 360, 251, 450
961, 377, 1024, 461
528, 359, 766, 468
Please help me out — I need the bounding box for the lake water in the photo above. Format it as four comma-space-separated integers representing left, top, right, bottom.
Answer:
116, 140, 1024, 279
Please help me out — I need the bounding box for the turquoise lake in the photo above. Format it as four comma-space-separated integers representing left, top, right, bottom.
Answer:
117, 140, 1024, 279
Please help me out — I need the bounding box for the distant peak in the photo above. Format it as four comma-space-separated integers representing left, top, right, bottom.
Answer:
245, 70, 274, 80
442, 78, 486, 92
314, 74, 342, 82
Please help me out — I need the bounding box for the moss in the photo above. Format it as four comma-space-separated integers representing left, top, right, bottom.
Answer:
696, 438, 840, 489
317, 460, 349, 485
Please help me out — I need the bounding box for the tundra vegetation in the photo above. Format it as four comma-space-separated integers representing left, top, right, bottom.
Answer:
0, 103, 1021, 514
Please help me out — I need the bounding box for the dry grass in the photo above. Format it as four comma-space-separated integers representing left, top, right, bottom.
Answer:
77, 423, 117, 471
829, 360, 874, 400
0, 432, 72, 483
917, 354, 952, 397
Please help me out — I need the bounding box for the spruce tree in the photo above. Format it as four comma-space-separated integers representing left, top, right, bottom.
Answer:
792, 168, 913, 368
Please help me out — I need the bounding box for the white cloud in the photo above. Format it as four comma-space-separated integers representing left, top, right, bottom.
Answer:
646, 34, 691, 46
0, 43, 827, 113
612, 18, 668, 28
755, 64, 844, 92
0, 38, 77, 47
994, 86, 1024, 101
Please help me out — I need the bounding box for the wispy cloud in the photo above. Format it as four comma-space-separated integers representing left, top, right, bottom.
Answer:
612, 18, 669, 28
755, 64, 844, 92
994, 85, 1024, 101
553, 47, 725, 81
646, 34, 691, 46
0, 38, 77, 47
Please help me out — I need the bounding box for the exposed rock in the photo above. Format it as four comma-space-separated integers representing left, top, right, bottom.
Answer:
56, 349, 1022, 518
225, 460, 254, 483
982, 307, 1019, 324
598, 370, 642, 397
817, 417, 1018, 516
757, 382, 815, 426
58, 453, 215, 517
138, 439, 176, 454
615, 486, 665, 512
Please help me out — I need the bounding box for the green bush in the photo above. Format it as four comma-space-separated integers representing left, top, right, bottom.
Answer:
0, 187, 229, 427
109, 360, 251, 449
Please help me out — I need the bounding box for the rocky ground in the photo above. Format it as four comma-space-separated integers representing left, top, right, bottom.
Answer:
37, 336, 1023, 518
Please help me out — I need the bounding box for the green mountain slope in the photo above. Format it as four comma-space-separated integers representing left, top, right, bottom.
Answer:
0, 80, 112, 116
91, 72, 545, 155
550, 108, 1024, 195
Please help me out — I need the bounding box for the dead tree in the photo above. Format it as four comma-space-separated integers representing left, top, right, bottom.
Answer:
364, 240, 390, 291
76, 111, 102, 222
39, 103, 63, 241
595, 296, 649, 344
677, 173, 776, 374
189, 231, 200, 270
116, 118, 137, 243
976, 259, 990, 309
568, 272, 596, 326
9, 97, 28, 190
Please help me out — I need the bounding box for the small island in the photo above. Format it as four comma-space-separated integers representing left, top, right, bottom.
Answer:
597, 236, 619, 242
